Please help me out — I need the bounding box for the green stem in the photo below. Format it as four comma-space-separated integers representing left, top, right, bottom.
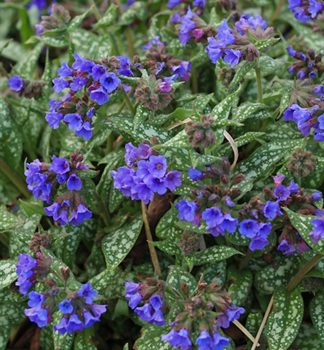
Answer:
0, 159, 31, 198
106, 133, 114, 154
0, 232, 9, 248
255, 59, 263, 104
270, 0, 286, 24
88, 0, 108, 33
122, 88, 136, 115
125, 27, 135, 57
94, 192, 111, 226
287, 253, 324, 293
191, 66, 198, 95
239, 249, 254, 270
166, 285, 184, 300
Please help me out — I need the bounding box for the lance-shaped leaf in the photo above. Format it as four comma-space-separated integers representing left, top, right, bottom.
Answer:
102, 216, 143, 271
166, 265, 197, 296
227, 265, 253, 306
74, 331, 97, 350
266, 286, 303, 350
310, 292, 324, 344
191, 246, 242, 266
0, 259, 17, 290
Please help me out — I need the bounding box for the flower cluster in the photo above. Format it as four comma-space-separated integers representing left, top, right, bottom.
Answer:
112, 142, 181, 204
125, 279, 166, 326
8, 75, 46, 99
185, 113, 217, 148
16, 253, 51, 296
25, 152, 92, 225
161, 281, 243, 350
284, 104, 324, 141
310, 210, 324, 243
287, 147, 316, 178
288, 0, 324, 22
168, 0, 206, 9
206, 15, 275, 67
35, 4, 71, 35
54, 283, 106, 334
45, 53, 131, 140
286, 46, 323, 79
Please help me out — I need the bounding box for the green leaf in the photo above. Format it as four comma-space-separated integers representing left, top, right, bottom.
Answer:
235, 139, 304, 181
229, 61, 256, 90
255, 38, 279, 51
297, 336, 323, 350
0, 207, 21, 231
166, 265, 197, 296
14, 42, 45, 78
36, 35, 69, 47
191, 245, 242, 266
94, 4, 117, 28
196, 260, 227, 288
227, 265, 253, 306
280, 91, 291, 114
156, 207, 183, 240
119, 8, 137, 26
191, 47, 209, 68
284, 208, 324, 254
67, 8, 92, 32
102, 216, 143, 271
19, 199, 45, 216
310, 292, 324, 344
74, 330, 97, 350
254, 256, 300, 295
266, 287, 303, 350
0, 95, 23, 171
135, 324, 174, 350
149, 240, 181, 256
53, 311, 75, 350
0, 259, 17, 290
134, 104, 151, 130
232, 102, 268, 122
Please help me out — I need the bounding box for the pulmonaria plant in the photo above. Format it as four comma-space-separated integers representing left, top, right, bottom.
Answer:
34, 4, 71, 34
8, 75, 46, 99
112, 142, 182, 204
25, 151, 92, 225
288, 0, 324, 22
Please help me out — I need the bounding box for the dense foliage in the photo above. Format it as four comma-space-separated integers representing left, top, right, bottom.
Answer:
1, 0, 324, 349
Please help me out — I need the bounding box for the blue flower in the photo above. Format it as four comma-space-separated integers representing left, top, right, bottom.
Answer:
171, 61, 192, 81
25, 305, 49, 328
220, 213, 238, 233
312, 192, 322, 200
288, 0, 302, 10
164, 171, 182, 191
292, 8, 311, 22
91, 303, 107, 318
297, 70, 306, 79
176, 199, 198, 222
44, 202, 60, 221
224, 49, 241, 67
225, 197, 234, 207
168, 0, 181, 7
134, 182, 154, 204
66, 314, 85, 333
15, 253, 37, 296
79, 60, 95, 73
57, 63, 73, 78
217, 19, 235, 45
258, 222, 272, 238
287, 180, 299, 194
212, 332, 230, 350
89, 86, 109, 105
70, 77, 88, 91
250, 235, 269, 251
27, 173, 52, 203
135, 294, 165, 326
155, 62, 165, 75
188, 167, 203, 181
45, 111, 64, 129
25, 159, 42, 185
69, 203, 92, 225
75, 121, 93, 140
202, 207, 224, 228
53, 78, 69, 93
54, 317, 69, 334
125, 281, 143, 309
8, 75, 24, 91
78, 283, 97, 304
92, 64, 106, 81
309, 0, 323, 18
58, 300, 74, 314
161, 329, 192, 349
83, 310, 99, 328
87, 107, 96, 118
144, 175, 167, 195
235, 17, 251, 35
310, 218, 324, 243
218, 304, 245, 328
49, 156, 70, 174
239, 219, 259, 238
247, 14, 267, 30
170, 12, 181, 23
148, 155, 168, 178
72, 53, 86, 71
67, 174, 82, 191
313, 85, 324, 95
28, 291, 45, 310
278, 239, 296, 255
286, 45, 297, 57
206, 37, 224, 64
180, 15, 196, 34
117, 56, 134, 77
273, 185, 290, 201
63, 113, 83, 130
141, 41, 153, 50
100, 72, 121, 93
262, 201, 283, 220
193, 0, 205, 7
196, 331, 212, 349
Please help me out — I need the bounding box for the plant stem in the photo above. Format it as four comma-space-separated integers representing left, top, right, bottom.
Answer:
255, 59, 263, 104
0, 232, 9, 247
94, 192, 111, 226
270, 0, 286, 24
233, 320, 258, 344
0, 159, 31, 198
122, 88, 136, 115
287, 253, 324, 293
141, 200, 162, 277
191, 66, 198, 95
239, 249, 254, 270
106, 133, 114, 154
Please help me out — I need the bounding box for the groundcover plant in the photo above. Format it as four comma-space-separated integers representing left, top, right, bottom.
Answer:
1, 0, 324, 349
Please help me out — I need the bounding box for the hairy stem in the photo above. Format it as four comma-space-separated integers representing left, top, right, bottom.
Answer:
141, 200, 162, 277
122, 88, 136, 115
255, 59, 263, 104
94, 192, 111, 227
0, 159, 31, 199
106, 133, 114, 154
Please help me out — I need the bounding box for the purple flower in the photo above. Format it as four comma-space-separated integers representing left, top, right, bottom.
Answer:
180, 16, 196, 34
91, 303, 107, 318
193, 0, 205, 7
297, 240, 309, 253
141, 41, 153, 50
53, 78, 69, 93
83, 310, 99, 328
58, 300, 74, 314
155, 62, 165, 75
133, 182, 154, 204
67, 174, 82, 191
312, 192, 322, 200
49, 156, 70, 174
202, 207, 224, 228
179, 32, 192, 46
144, 175, 167, 195
87, 107, 95, 118
309, 0, 323, 18
258, 222, 272, 238
263, 201, 283, 219
57, 63, 73, 78
66, 314, 85, 333
224, 49, 242, 67
225, 197, 234, 207
212, 332, 230, 350
125, 281, 143, 309
92, 64, 106, 81
79, 60, 95, 73
313, 85, 324, 95
78, 283, 97, 304
239, 219, 259, 238
310, 218, 324, 243
89, 86, 109, 105
297, 70, 306, 79
176, 199, 198, 222
170, 12, 181, 23
27, 173, 52, 203
206, 37, 224, 64
288, 0, 302, 10
135, 294, 165, 326
27, 0, 47, 10
45, 111, 64, 129
247, 14, 267, 30
100, 72, 121, 93
293, 8, 311, 22
217, 19, 235, 45
72, 53, 86, 71
69, 203, 92, 225
25, 159, 42, 185
55, 200, 71, 225
196, 330, 212, 349
168, 0, 181, 7
70, 77, 88, 91
250, 235, 269, 251
148, 155, 167, 178
288, 180, 299, 194
117, 56, 134, 77
15, 254, 37, 296
35, 24, 44, 35
164, 171, 182, 191
44, 202, 60, 221
278, 239, 296, 255
161, 329, 192, 349
218, 304, 245, 328
235, 17, 251, 35
158, 81, 172, 93
63, 113, 83, 130
189, 167, 203, 181
220, 213, 238, 233
287, 45, 297, 57
28, 291, 45, 310
54, 317, 69, 334
25, 305, 49, 328
171, 61, 192, 81
274, 185, 290, 201
8, 75, 24, 91
283, 104, 310, 123
76, 121, 93, 140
